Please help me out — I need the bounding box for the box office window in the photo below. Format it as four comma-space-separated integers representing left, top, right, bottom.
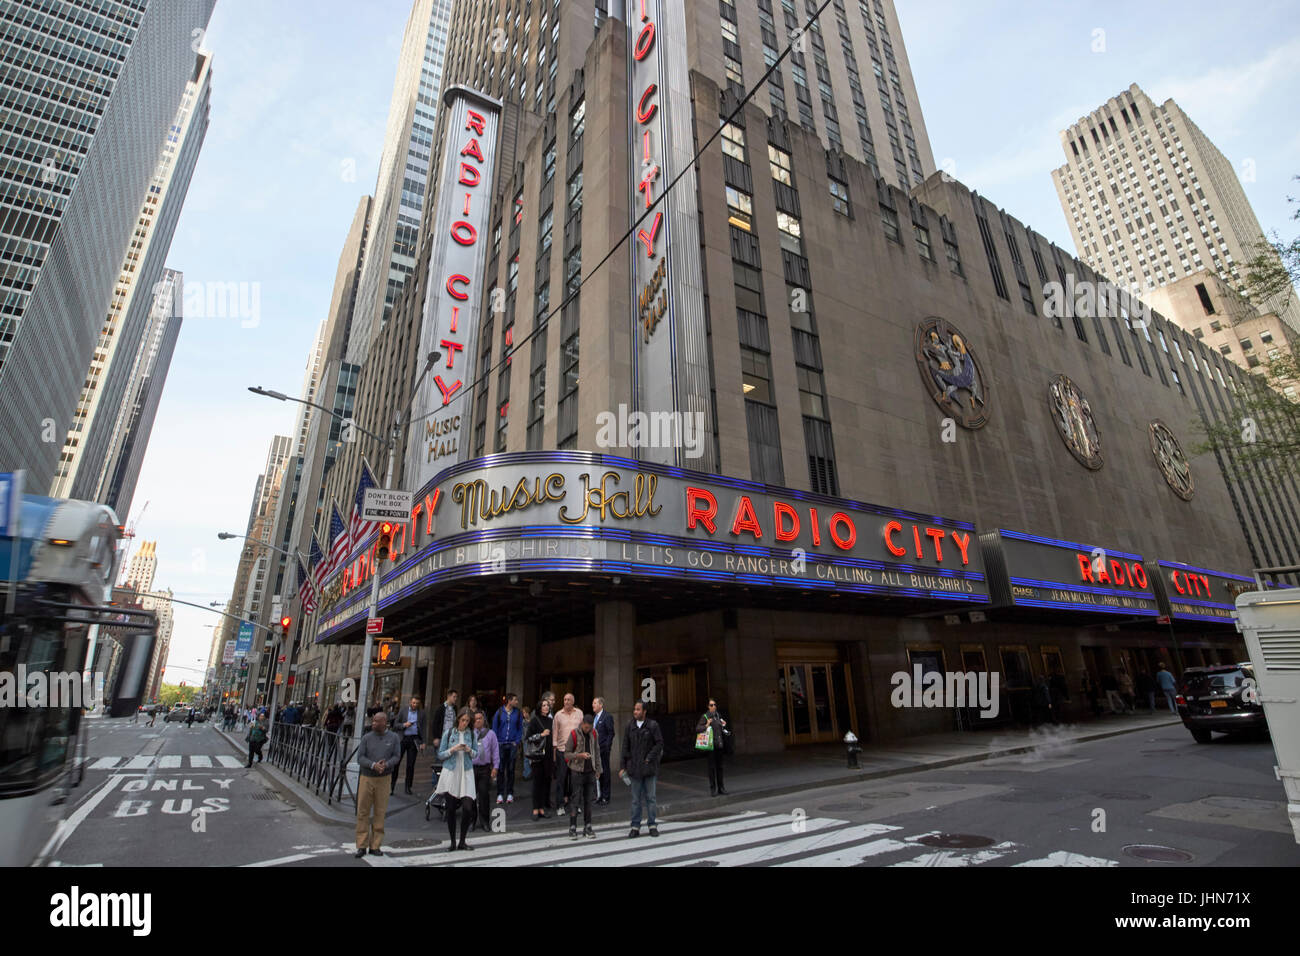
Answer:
907, 647, 947, 678
999, 645, 1033, 688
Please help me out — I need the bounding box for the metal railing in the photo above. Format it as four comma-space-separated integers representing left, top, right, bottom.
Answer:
266, 723, 356, 806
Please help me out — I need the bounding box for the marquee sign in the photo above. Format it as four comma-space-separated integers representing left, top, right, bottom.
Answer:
313, 451, 989, 639
404, 86, 502, 492
1146, 559, 1254, 623
617, 0, 716, 471
980, 528, 1159, 616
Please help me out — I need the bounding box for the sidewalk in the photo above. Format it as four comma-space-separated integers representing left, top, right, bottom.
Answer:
219, 711, 1181, 838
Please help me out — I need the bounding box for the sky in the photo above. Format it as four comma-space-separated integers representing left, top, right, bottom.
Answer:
132, 0, 1300, 686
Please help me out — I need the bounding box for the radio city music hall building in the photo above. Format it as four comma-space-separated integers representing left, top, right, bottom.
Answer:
296, 1, 1300, 756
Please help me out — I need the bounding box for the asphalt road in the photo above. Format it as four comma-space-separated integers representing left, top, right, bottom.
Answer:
48, 718, 1300, 867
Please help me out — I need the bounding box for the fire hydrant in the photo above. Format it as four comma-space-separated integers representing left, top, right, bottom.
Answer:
844, 730, 861, 768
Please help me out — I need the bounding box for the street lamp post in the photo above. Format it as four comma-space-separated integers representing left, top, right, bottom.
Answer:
249, 349, 439, 783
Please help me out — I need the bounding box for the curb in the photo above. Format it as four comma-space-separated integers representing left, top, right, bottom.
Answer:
222, 716, 1181, 832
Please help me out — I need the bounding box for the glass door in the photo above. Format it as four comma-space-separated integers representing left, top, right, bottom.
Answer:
779, 662, 856, 744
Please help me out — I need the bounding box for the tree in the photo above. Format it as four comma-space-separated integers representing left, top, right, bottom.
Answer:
1193, 349, 1300, 480
157, 682, 198, 708
1237, 175, 1300, 314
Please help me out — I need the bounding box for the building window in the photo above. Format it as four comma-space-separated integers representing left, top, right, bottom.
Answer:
570, 99, 585, 143
741, 347, 773, 403
1239, 338, 1253, 352
776, 211, 803, 255
768, 145, 792, 185
543, 141, 556, 182
726, 186, 753, 231
945, 235, 963, 276
797, 365, 827, 419
914, 224, 934, 262
1260, 329, 1274, 344
880, 203, 901, 243
829, 178, 850, 216
722, 122, 747, 161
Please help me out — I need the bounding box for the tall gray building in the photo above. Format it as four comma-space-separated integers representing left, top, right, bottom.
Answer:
344, 0, 451, 363
1052, 83, 1300, 333
99, 268, 184, 516
0, 0, 216, 490
51, 50, 213, 505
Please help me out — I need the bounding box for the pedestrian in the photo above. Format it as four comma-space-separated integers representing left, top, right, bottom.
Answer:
695, 698, 730, 795
325, 704, 343, 734
553, 693, 583, 812
435, 708, 479, 851
466, 695, 480, 716
186, 707, 196, 729
1080, 671, 1102, 718
527, 698, 554, 820
1116, 668, 1136, 713
1136, 670, 1156, 713
590, 697, 614, 804
492, 693, 523, 805
391, 696, 426, 795
436, 689, 459, 749
1155, 663, 1178, 713
246, 712, 268, 766
564, 717, 600, 839
148, 705, 157, 727
353, 711, 401, 858
471, 711, 499, 831
622, 700, 663, 838
520, 705, 534, 781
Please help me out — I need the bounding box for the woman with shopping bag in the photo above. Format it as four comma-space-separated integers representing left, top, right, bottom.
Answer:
695, 698, 731, 796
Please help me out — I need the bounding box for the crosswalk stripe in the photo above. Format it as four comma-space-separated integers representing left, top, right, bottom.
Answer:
665, 821, 900, 867
242, 853, 317, 867
1013, 851, 1117, 867
158, 756, 182, 769
774, 836, 915, 867
190, 756, 213, 768
891, 841, 1017, 867
216, 756, 244, 768
122, 756, 153, 769
465, 816, 811, 868
89, 757, 119, 769
84, 754, 247, 769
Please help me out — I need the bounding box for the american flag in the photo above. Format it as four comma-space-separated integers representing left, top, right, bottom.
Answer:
323, 503, 349, 581
349, 459, 382, 554
296, 556, 315, 613
308, 531, 324, 584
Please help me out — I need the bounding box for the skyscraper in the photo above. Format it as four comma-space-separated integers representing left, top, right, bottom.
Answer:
98, 269, 185, 516
1051, 83, 1300, 332
122, 539, 157, 592
344, 0, 452, 363
50, 51, 213, 504
0, 0, 217, 490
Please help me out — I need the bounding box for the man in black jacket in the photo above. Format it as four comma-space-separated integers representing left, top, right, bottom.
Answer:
390, 696, 426, 795
621, 701, 663, 838
590, 696, 614, 804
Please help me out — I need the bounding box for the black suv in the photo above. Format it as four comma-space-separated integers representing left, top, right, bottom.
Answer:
1176, 663, 1268, 743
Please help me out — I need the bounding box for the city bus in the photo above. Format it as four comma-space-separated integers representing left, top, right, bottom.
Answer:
0, 494, 155, 866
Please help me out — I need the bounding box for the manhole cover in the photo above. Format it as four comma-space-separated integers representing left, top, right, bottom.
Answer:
820, 802, 862, 812
1123, 844, 1195, 863
915, 784, 962, 793
249, 790, 283, 801
861, 791, 909, 799
1203, 796, 1277, 811
915, 833, 996, 849
1098, 792, 1151, 801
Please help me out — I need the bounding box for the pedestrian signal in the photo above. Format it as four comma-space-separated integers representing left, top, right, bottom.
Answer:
375, 639, 402, 665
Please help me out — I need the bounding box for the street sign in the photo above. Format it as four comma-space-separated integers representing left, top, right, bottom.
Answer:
362, 487, 413, 522
366, 617, 384, 635
234, 621, 254, 658
1157, 615, 1171, 624
375, 639, 402, 665
222, 641, 236, 665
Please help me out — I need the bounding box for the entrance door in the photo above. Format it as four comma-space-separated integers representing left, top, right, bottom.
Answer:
777, 661, 857, 745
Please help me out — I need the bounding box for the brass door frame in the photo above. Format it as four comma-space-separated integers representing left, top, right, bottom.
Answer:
780, 660, 856, 745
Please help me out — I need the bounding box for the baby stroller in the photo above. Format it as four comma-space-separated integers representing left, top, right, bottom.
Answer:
423, 761, 445, 821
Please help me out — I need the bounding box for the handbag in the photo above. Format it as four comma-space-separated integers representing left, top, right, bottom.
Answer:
695, 725, 714, 752
524, 731, 546, 762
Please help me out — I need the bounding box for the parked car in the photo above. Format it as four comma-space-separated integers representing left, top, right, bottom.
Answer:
164, 706, 204, 723
1176, 663, 1268, 743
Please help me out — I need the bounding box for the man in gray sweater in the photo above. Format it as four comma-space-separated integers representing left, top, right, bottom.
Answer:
355, 711, 401, 858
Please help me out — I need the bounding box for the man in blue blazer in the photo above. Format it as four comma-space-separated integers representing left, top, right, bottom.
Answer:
590, 697, 615, 803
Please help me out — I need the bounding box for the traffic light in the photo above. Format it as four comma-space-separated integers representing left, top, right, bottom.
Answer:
375, 639, 402, 665
280, 615, 291, 638
376, 522, 394, 560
